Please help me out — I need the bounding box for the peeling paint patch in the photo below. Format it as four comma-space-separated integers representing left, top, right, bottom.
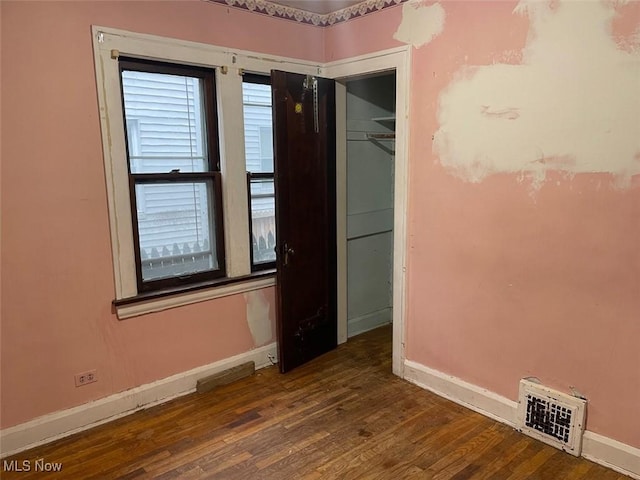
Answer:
480, 105, 521, 120
394, 0, 445, 48
245, 290, 272, 347
615, 25, 640, 53
433, 0, 640, 189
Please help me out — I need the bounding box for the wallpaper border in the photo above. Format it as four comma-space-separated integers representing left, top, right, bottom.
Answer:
206, 0, 408, 26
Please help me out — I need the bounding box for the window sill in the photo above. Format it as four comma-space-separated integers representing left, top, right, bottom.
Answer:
113, 270, 276, 320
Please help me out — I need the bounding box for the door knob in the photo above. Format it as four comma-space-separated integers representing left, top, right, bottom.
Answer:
283, 243, 295, 266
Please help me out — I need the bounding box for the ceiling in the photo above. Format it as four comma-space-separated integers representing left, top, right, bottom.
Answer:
267, 0, 364, 15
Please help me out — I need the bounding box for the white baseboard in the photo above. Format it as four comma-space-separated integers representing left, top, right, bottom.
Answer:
582, 431, 640, 479
403, 360, 518, 426
403, 359, 639, 480
0, 343, 277, 458
347, 308, 391, 338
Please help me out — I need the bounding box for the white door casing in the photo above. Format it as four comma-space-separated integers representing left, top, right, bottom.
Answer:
322, 46, 411, 377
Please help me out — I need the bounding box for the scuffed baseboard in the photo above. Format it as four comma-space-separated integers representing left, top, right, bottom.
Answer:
0, 343, 277, 458
403, 359, 639, 480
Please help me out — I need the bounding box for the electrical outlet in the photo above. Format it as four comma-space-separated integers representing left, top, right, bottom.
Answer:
74, 370, 97, 387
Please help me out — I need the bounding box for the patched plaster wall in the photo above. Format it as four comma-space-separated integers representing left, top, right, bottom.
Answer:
394, 0, 445, 48
433, 0, 640, 189
2, 0, 638, 453
245, 290, 276, 347
327, 0, 640, 448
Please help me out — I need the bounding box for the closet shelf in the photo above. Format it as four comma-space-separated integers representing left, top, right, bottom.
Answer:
371, 115, 396, 123
369, 116, 395, 140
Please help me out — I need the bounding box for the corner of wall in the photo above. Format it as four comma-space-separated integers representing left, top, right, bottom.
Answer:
403, 359, 640, 480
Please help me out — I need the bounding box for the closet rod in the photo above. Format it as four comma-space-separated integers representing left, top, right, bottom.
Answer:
366, 132, 395, 140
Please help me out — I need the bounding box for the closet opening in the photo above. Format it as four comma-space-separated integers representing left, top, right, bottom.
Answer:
344, 72, 396, 341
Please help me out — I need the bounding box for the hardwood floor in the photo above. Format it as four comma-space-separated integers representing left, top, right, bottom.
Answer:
2, 325, 629, 479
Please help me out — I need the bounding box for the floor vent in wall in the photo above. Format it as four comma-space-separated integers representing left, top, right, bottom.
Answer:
517, 379, 587, 456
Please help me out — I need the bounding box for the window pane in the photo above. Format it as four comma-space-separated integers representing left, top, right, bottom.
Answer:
249, 178, 276, 264
122, 70, 208, 173
135, 181, 218, 282
242, 82, 273, 173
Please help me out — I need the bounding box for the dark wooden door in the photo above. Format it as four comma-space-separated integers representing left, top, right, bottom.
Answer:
271, 70, 337, 373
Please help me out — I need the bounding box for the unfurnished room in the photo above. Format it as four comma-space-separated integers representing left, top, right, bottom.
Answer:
1, 0, 639, 478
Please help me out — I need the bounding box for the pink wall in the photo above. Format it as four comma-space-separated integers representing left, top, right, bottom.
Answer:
0, 0, 322, 429
327, 1, 639, 448
324, 4, 404, 61
2, 0, 639, 452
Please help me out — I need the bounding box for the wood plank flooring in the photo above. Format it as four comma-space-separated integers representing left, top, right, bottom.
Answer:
1, 325, 630, 479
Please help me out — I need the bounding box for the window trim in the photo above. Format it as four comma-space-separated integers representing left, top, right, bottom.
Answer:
92, 26, 319, 318
114, 270, 276, 320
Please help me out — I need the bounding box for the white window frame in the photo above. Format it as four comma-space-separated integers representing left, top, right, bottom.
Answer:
92, 26, 320, 318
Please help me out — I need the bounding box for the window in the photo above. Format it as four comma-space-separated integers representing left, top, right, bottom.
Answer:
242, 74, 276, 270
93, 27, 321, 317
119, 58, 225, 292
